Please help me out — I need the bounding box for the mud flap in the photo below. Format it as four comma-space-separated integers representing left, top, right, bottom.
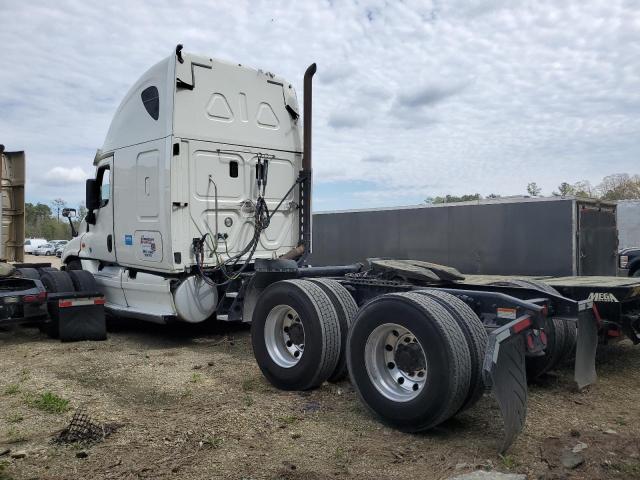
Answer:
484, 325, 528, 453
574, 302, 598, 389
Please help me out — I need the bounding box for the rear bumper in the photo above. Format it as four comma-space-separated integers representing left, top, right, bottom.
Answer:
617, 267, 630, 277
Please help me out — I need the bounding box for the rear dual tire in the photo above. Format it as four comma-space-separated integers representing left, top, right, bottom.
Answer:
413, 289, 488, 413
307, 278, 358, 382
347, 292, 474, 432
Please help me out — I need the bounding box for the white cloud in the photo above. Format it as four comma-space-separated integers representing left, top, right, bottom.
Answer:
1, 0, 639, 208
38, 166, 91, 187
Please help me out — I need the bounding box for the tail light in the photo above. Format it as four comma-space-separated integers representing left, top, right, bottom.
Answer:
23, 291, 47, 303
620, 255, 629, 268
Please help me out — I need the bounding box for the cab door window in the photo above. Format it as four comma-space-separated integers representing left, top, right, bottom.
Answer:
97, 166, 111, 208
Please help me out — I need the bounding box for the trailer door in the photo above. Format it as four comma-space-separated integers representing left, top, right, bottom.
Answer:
577, 203, 617, 276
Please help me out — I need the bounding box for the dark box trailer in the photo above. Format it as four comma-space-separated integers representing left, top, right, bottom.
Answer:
311, 197, 618, 277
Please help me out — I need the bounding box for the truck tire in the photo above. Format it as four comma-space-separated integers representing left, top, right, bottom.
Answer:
67, 270, 98, 293
347, 292, 471, 432
509, 279, 577, 370
65, 259, 82, 271
307, 278, 358, 382
38, 266, 58, 273
414, 289, 487, 412
527, 317, 568, 378
251, 279, 341, 391
490, 279, 569, 379
40, 270, 74, 294
17, 268, 40, 280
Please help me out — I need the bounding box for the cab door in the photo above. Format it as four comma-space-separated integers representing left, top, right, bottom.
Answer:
83, 157, 116, 263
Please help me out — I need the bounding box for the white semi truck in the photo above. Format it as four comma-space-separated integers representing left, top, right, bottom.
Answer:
61, 46, 600, 451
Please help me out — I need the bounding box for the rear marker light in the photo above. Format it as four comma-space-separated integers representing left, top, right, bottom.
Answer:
620, 255, 629, 269
512, 317, 532, 334
526, 334, 535, 350
592, 304, 603, 326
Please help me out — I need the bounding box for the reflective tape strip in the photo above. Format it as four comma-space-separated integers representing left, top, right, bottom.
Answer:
497, 307, 517, 320
58, 298, 105, 308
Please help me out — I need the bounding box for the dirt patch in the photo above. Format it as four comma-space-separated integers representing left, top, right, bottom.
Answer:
22, 254, 61, 269
1, 320, 639, 480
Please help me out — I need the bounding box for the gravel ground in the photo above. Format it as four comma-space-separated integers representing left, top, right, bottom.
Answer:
1, 318, 639, 480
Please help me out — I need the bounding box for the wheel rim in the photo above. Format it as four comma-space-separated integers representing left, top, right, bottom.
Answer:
365, 323, 427, 402
264, 305, 305, 368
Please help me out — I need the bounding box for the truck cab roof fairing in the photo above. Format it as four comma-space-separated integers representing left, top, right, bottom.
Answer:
98, 55, 175, 159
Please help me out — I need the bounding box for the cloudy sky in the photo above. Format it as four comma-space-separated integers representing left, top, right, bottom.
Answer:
1, 0, 639, 211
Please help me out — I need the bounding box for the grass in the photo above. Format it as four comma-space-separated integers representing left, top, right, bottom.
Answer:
499, 454, 518, 470
6, 413, 23, 424
201, 434, 224, 449
606, 461, 640, 476
277, 415, 299, 426
0, 460, 13, 480
26, 391, 70, 414
615, 416, 627, 426
5, 427, 26, 444
241, 377, 271, 393
190, 373, 202, 383
4, 385, 19, 395
333, 446, 351, 471
243, 394, 254, 407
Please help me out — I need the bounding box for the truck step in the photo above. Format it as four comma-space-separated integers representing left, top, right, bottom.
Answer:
225, 291, 238, 298
217, 314, 229, 321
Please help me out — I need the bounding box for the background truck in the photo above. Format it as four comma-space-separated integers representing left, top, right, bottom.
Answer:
0, 145, 106, 341
619, 247, 640, 277
0, 145, 25, 262
59, 46, 603, 452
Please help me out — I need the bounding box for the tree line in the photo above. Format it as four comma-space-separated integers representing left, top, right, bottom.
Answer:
426, 173, 640, 204
26, 198, 86, 240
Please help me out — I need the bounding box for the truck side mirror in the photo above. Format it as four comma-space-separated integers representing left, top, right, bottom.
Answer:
62, 208, 77, 218
86, 179, 99, 211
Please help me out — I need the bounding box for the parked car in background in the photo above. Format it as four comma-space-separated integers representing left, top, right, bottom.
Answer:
619, 247, 640, 277
34, 243, 56, 256
24, 238, 47, 254
55, 244, 65, 257
50, 240, 69, 247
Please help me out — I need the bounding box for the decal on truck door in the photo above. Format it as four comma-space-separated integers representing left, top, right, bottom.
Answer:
134, 231, 163, 262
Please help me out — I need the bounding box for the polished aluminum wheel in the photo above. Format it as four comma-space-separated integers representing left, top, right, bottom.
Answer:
264, 305, 305, 368
364, 323, 427, 402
